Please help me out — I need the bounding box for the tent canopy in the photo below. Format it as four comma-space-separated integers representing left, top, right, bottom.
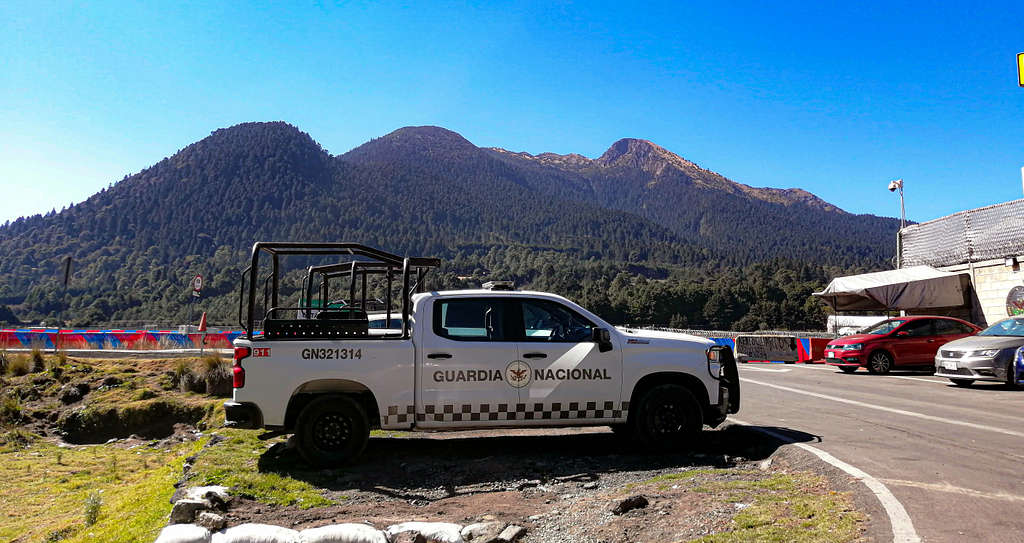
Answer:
813, 266, 969, 311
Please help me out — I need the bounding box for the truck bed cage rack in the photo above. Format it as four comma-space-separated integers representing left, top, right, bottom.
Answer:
238, 242, 441, 340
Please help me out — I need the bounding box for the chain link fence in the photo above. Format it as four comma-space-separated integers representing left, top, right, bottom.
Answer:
626, 326, 837, 340
902, 198, 1024, 268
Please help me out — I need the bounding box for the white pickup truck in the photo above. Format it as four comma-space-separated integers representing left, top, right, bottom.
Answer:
225, 243, 739, 466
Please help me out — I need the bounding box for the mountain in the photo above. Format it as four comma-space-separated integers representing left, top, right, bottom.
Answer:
0, 122, 898, 330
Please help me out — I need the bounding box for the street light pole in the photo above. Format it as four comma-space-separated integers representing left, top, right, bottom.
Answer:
888, 179, 905, 268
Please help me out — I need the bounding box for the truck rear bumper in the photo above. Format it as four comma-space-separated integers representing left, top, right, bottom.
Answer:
224, 401, 264, 429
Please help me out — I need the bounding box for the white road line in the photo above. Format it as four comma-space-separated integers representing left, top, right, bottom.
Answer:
731, 417, 921, 543
879, 479, 1024, 503
887, 375, 948, 385
740, 377, 1024, 439
798, 364, 952, 384
737, 366, 792, 373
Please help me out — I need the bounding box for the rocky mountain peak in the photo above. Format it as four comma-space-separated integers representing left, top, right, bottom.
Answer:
595, 138, 699, 177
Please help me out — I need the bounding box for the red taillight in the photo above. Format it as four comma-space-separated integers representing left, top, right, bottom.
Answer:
233, 346, 250, 388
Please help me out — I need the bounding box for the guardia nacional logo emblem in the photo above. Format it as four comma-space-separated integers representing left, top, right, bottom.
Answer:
505, 360, 532, 388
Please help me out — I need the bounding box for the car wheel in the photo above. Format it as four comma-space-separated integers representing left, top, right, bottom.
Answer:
1006, 360, 1019, 389
866, 351, 893, 374
838, 366, 858, 374
632, 384, 702, 450
295, 395, 369, 467
950, 378, 974, 387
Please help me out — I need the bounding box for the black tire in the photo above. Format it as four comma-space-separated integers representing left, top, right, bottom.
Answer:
1006, 361, 1019, 389
839, 366, 858, 374
950, 378, 974, 387
632, 384, 702, 450
295, 395, 369, 467
609, 423, 630, 436
866, 351, 893, 374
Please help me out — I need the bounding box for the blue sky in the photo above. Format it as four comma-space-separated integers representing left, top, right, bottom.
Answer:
2, 1, 1022, 224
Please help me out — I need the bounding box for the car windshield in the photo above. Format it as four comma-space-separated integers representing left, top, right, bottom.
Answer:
977, 317, 1024, 337
861, 319, 906, 335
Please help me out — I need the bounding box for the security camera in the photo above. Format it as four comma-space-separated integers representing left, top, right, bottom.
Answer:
887, 179, 903, 192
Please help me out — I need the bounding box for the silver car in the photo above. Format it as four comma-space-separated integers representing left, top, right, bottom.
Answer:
934, 317, 1024, 387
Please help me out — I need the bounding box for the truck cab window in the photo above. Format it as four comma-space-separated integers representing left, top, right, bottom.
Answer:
520, 299, 594, 342
435, 298, 508, 340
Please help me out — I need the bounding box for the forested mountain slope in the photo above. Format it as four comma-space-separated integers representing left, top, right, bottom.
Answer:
0, 122, 895, 329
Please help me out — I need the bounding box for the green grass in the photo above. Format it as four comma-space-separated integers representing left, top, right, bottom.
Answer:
0, 438, 205, 543
629, 468, 719, 490
188, 428, 333, 508
686, 471, 863, 543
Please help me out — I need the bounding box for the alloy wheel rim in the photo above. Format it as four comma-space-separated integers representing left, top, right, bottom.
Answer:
312, 412, 351, 451
651, 401, 685, 434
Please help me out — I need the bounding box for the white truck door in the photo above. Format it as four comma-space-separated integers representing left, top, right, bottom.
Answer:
512, 298, 624, 424
416, 297, 521, 428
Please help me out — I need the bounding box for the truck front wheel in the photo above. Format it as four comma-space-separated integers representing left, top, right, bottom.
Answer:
295, 395, 369, 467
633, 384, 702, 450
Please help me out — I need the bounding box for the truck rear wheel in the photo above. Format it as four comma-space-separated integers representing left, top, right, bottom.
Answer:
632, 384, 702, 450
295, 395, 369, 467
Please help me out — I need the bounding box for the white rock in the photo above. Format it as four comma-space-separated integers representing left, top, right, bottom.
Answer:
197, 512, 228, 531
154, 524, 212, 543
170, 499, 212, 524
211, 523, 301, 543
384, 522, 464, 543
299, 523, 388, 543
460, 522, 505, 542
184, 486, 232, 503
496, 525, 526, 543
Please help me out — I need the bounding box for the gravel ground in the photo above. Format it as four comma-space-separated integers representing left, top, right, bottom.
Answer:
211, 424, 866, 542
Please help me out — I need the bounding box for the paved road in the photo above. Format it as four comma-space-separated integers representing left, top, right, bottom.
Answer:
734, 363, 1024, 543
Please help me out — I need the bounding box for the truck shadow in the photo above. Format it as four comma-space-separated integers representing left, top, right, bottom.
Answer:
255, 424, 819, 503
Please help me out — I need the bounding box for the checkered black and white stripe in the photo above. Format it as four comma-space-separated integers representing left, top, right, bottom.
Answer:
381, 401, 629, 426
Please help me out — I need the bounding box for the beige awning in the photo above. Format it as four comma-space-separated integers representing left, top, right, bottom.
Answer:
813, 266, 969, 311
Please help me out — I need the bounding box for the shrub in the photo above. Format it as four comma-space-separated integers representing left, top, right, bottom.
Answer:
172, 359, 193, 387
47, 352, 67, 379
0, 351, 7, 374
30, 348, 45, 373
7, 355, 30, 376
179, 372, 206, 394
0, 394, 22, 424
200, 355, 232, 397
83, 491, 102, 525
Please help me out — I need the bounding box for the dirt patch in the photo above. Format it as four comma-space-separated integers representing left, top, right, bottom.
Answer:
57, 399, 211, 443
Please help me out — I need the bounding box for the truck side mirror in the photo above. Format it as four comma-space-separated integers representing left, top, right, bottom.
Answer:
592, 328, 613, 352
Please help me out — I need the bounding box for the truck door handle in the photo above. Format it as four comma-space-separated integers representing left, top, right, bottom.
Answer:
427, 353, 452, 359
522, 352, 547, 359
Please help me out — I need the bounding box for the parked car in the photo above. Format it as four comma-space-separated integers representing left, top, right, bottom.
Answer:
933, 317, 1024, 387
825, 316, 981, 374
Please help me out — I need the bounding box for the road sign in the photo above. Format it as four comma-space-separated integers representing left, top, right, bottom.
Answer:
192, 274, 203, 292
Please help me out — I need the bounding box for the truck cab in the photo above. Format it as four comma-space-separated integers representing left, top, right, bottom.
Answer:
225, 242, 739, 466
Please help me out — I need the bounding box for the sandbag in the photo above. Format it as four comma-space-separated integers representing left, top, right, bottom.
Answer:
299, 523, 388, 543
211, 523, 300, 543
154, 524, 212, 543
384, 522, 464, 543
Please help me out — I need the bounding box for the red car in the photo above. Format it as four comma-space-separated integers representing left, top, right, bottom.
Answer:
825, 316, 981, 374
